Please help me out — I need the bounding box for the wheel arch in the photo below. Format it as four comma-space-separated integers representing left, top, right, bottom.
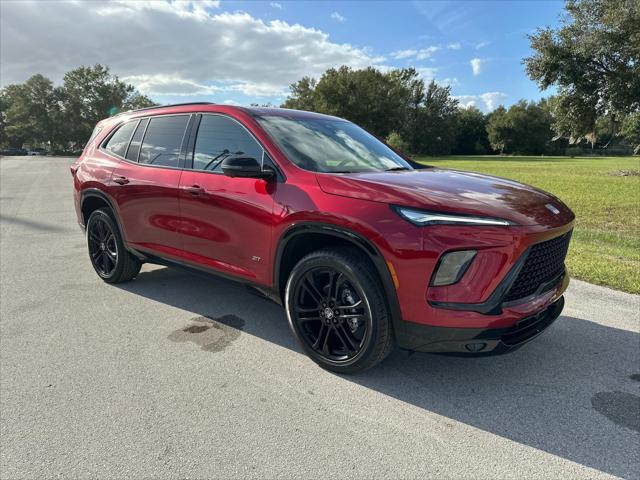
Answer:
273, 223, 403, 330
80, 189, 129, 247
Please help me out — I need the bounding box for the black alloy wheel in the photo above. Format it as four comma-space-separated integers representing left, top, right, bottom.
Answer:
88, 215, 118, 277
286, 247, 394, 373
86, 208, 141, 283
293, 267, 370, 361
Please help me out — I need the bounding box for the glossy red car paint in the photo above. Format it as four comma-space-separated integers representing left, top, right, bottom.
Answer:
72, 104, 574, 352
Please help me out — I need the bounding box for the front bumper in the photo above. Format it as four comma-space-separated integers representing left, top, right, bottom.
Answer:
396, 296, 564, 355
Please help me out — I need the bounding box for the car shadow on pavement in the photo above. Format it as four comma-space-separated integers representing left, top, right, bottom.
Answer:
118, 265, 640, 479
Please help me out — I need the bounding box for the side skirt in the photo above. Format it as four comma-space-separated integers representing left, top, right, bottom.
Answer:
132, 247, 283, 306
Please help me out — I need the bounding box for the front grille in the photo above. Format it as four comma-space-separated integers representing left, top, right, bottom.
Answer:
504, 231, 572, 302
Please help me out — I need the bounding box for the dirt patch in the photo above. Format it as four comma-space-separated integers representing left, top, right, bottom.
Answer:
609, 169, 640, 177
168, 315, 245, 352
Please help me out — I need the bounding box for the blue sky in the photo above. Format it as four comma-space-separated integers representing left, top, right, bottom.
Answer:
1, 0, 564, 112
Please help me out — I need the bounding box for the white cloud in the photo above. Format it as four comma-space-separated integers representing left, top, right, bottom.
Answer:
269, 2, 283, 9
454, 92, 507, 112
447, 42, 462, 50
390, 46, 439, 60
0, 1, 382, 99
440, 77, 459, 87
475, 41, 490, 49
479, 92, 507, 110
416, 67, 438, 82
331, 12, 345, 22
470, 58, 484, 76
390, 49, 418, 59
416, 46, 439, 60
122, 75, 220, 96
456, 96, 478, 108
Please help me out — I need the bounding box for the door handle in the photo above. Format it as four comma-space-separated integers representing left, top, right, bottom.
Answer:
113, 176, 129, 185
185, 185, 205, 195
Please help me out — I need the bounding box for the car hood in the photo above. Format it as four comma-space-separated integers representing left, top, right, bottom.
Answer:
315, 168, 574, 227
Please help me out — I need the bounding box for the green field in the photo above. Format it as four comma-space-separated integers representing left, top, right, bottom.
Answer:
414, 156, 640, 294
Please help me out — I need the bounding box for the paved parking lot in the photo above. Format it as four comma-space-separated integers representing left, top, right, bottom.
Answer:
1, 156, 639, 479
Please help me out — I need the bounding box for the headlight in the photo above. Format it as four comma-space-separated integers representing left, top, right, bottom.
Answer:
431, 250, 477, 286
394, 206, 515, 226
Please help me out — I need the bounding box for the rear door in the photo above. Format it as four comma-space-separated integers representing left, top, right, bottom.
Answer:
108, 114, 192, 257
177, 114, 275, 284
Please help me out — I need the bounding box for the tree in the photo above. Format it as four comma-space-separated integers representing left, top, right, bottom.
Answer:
282, 76, 317, 111
620, 112, 640, 154
60, 65, 156, 147
0, 75, 64, 149
524, 0, 640, 143
282, 67, 462, 155
485, 100, 554, 154
452, 106, 490, 154
0, 65, 156, 150
406, 80, 459, 155
385, 131, 410, 154
283, 66, 425, 141
486, 106, 510, 154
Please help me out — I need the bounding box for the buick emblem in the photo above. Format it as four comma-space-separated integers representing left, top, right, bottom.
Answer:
545, 204, 560, 215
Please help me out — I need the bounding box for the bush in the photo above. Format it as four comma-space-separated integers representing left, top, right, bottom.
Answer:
566, 146, 584, 157
386, 131, 411, 155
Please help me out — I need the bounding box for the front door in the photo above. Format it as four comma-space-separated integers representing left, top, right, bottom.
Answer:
177, 114, 275, 284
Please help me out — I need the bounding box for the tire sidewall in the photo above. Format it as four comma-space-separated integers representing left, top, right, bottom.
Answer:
285, 252, 384, 372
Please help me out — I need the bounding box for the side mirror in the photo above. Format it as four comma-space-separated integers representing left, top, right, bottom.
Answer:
221, 156, 275, 179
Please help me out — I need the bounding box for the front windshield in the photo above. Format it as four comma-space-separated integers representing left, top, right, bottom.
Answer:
256, 115, 412, 173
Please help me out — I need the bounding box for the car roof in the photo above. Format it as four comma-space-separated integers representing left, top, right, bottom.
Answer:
110, 102, 345, 123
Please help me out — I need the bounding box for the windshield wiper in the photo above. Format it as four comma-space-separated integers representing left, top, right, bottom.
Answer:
385, 166, 411, 172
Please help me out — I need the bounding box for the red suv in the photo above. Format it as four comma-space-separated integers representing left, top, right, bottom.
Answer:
72, 102, 574, 373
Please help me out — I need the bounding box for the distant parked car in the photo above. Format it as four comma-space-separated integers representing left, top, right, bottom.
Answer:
27, 148, 48, 156
0, 148, 28, 156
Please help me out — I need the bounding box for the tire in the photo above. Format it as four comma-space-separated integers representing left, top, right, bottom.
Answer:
86, 208, 141, 283
285, 247, 394, 373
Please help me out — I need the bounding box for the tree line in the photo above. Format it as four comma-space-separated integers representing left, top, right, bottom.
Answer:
283, 67, 560, 156
0, 65, 156, 153
1, 0, 637, 156
282, 0, 638, 156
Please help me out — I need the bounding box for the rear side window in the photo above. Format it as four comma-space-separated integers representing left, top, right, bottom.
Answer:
139, 115, 189, 168
125, 118, 149, 162
104, 121, 137, 158
192, 115, 263, 172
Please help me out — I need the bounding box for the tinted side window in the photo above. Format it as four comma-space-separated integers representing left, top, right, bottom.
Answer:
139, 116, 189, 168
125, 118, 149, 162
193, 115, 263, 172
104, 121, 137, 158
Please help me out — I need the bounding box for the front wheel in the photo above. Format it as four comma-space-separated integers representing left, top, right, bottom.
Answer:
285, 247, 394, 373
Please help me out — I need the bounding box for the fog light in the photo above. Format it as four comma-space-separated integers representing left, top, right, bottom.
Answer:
465, 342, 487, 352
431, 250, 477, 286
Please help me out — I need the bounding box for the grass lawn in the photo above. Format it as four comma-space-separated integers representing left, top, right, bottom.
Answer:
414, 155, 640, 294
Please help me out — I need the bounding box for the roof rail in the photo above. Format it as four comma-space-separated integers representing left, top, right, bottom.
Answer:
112, 102, 215, 117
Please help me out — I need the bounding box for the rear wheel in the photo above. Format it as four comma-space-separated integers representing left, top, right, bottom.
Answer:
86, 208, 141, 283
285, 247, 394, 373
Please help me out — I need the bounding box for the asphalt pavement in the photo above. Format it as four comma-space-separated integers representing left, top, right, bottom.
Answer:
1, 156, 639, 479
